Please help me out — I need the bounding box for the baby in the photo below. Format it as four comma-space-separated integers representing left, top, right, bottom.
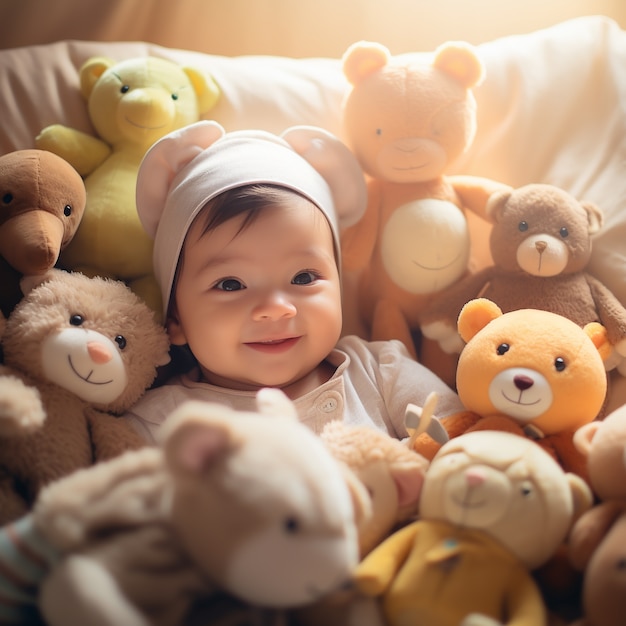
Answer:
124, 120, 465, 441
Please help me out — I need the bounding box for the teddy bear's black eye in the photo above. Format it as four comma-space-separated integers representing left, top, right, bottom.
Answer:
114, 335, 127, 350
120, 84, 130, 94
518, 221, 528, 232
559, 227, 569, 238
2, 193, 13, 204
69, 314, 84, 326
171, 93, 178, 101
554, 357, 566, 372
283, 516, 300, 534
64, 205, 72, 217
496, 343, 510, 355
520, 483, 533, 497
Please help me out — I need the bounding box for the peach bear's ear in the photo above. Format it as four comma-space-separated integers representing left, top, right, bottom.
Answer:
584, 321, 612, 363
573, 421, 602, 459
457, 298, 503, 344
79, 57, 115, 100
433, 41, 485, 89
342, 40, 391, 85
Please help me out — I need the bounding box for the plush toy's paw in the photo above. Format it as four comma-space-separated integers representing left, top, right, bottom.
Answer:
0, 376, 46, 435
460, 613, 502, 626
34, 448, 165, 551
420, 320, 464, 354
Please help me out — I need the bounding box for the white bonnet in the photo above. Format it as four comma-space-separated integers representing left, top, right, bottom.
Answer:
136, 120, 367, 314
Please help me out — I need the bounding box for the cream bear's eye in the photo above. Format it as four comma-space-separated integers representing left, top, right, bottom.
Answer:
69, 314, 84, 326
114, 335, 127, 350
283, 516, 300, 534
120, 84, 130, 94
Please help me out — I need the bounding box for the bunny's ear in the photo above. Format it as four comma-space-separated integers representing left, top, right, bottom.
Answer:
136, 120, 225, 239
282, 125, 367, 230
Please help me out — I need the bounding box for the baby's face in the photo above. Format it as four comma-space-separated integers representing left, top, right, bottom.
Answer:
168, 195, 343, 392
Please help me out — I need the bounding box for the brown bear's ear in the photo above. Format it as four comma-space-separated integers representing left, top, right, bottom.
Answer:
79, 57, 116, 100
485, 188, 512, 223
457, 298, 503, 343
573, 421, 602, 458
581, 201, 604, 235
584, 321, 612, 362
433, 41, 485, 89
342, 41, 390, 85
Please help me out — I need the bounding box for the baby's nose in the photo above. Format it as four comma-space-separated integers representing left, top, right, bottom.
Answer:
253, 292, 297, 320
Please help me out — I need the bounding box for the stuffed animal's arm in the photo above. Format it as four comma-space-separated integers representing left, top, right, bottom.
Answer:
87, 410, 149, 461
340, 182, 382, 272
0, 369, 46, 435
33, 447, 166, 552
419, 268, 495, 353
585, 273, 626, 352
353, 522, 419, 596
568, 501, 626, 571
35, 125, 111, 177
449, 175, 513, 221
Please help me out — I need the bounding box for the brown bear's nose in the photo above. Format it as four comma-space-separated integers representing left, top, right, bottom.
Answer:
535, 241, 547, 253
514, 374, 534, 391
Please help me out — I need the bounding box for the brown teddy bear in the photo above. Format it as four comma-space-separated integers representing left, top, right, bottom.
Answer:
568, 404, 626, 626
0, 389, 369, 626
0, 269, 170, 524
414, 298, 611, 483
338, 39, 509, 383
0, 149, 86, 318
420, 183, 626, 375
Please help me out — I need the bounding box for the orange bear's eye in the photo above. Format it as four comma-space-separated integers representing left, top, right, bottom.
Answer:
496, 343, 510, 355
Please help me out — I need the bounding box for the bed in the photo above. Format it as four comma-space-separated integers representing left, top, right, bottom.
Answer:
1, 1, 626, 623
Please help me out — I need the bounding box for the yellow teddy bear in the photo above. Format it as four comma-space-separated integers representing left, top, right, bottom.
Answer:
36, 56, 220, 316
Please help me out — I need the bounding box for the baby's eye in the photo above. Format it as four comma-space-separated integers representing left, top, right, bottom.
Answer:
214, 278, 245, 291
292, 271, 319, 285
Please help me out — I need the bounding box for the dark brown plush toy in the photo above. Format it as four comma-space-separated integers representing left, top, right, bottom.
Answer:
0, 149, 86, 318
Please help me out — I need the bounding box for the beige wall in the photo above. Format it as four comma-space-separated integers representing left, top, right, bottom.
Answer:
1, 0, 624, 56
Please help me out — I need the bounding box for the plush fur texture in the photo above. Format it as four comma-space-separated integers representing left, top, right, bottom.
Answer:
29, 389, 369, 626
338, 39, 508, 384
421, 184, 626, 375
415, 298, 611, 482
0, 149, 86, 318
355, 430, 592, 626
0, 270, 170, 524
569, 405, 626, 626
35, 56, 221, 317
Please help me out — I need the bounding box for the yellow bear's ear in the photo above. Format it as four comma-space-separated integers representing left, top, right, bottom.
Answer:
584, 321, 612, 362
79, 56, 116, 100
183, 67, 221, 114
433, 41, 484, 89
342, 40, 390, 85
457, 298, 503, 343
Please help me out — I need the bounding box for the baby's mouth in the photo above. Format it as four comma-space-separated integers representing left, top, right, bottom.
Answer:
245, 337, 300, 352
